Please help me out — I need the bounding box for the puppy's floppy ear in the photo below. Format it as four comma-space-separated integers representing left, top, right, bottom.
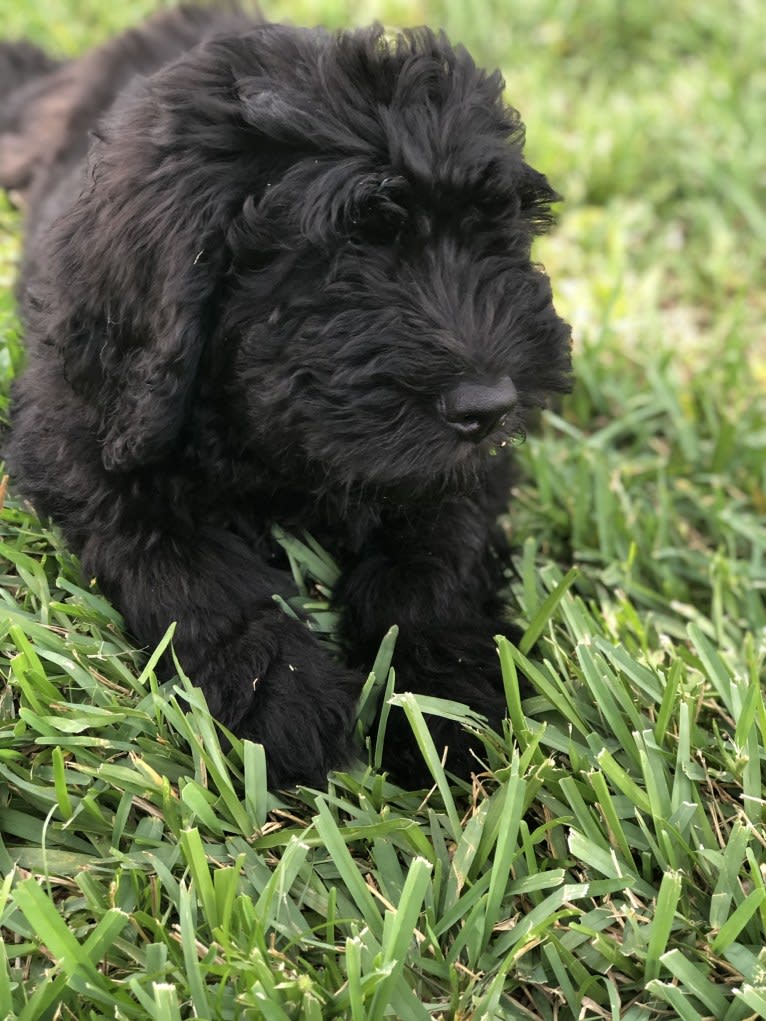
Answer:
40, 50, 263, 472
97, 233, 227, 473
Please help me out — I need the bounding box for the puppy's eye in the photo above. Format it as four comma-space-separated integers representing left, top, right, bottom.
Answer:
349, 176, 411, 245
468, 179, 519, 221
358, 201, 408, 243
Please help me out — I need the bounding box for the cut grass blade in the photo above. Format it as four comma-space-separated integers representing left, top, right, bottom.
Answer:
645, 870, 683, 981
519, 566, 579, 654
388, 692, 463, 837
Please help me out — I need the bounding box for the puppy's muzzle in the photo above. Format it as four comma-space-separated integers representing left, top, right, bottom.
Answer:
440, 377, 518, 442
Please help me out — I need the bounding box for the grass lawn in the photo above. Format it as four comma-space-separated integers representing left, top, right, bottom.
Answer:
1, 1, 765, 1018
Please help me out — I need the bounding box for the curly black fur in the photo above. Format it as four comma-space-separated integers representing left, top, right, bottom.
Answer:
1, 6, 572, 787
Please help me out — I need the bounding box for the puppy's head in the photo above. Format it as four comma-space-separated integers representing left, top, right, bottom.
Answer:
47, 24, 572, 496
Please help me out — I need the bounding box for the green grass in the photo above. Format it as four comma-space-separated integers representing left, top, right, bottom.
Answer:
1, 1, 766, 1018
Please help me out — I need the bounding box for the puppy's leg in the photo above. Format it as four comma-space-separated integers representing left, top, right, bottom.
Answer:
83, 527, 362, 787
336, 496, 517, 782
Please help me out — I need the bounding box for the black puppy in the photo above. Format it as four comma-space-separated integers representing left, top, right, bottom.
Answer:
1, 6, 571, 786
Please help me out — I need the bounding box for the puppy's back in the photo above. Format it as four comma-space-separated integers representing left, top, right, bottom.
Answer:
0, 5, 259, 228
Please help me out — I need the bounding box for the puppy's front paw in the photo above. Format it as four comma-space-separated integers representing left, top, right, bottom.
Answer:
380, 628, 512, 786
191, 617, 363, 787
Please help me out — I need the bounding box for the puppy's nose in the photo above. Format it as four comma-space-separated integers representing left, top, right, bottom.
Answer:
440, 377, 518, 441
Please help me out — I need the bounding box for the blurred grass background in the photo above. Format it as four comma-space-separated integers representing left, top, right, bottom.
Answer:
1, 1, 765, 1019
